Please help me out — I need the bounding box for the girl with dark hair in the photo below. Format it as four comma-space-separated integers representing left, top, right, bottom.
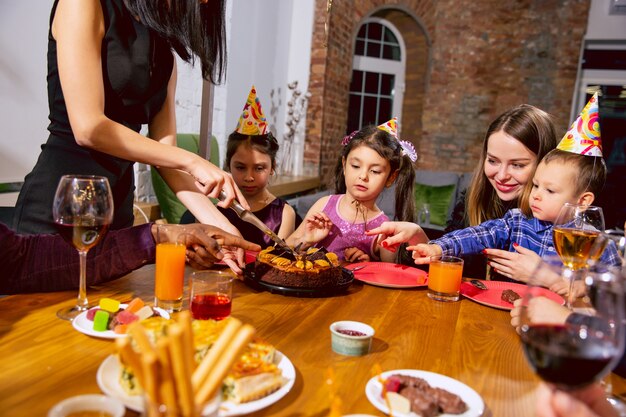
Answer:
286, 119, 417, 262
13, 0, 245, 247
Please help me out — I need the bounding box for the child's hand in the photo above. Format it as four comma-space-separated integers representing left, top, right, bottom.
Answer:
303, 212, 333, 244
484, 244, 542, 283
344, 247, 370, 262
366, 221, 429, 252
406, 243, 443, 264
510, 298, 570, 334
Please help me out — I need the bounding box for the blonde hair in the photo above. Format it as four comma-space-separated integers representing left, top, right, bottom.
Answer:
467, 105, 557, 225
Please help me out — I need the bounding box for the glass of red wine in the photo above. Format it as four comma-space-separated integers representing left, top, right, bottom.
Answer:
520, 259, 625, 391
52, 175, 114, 320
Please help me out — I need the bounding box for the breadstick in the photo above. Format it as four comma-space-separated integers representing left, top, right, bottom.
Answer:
195, 324, 255, 406
156, 339, 178, 416
141, 351, 160, 417
168, 324, 196, 417
191, 318, 242, 391
128, 321, 155, 354
116, 338, 145, 389
177, 311, 196, 372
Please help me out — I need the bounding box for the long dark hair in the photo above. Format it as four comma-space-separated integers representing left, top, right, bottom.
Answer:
467, 104, 557, 224
333, 125, 416, 222
225, 131, 280, 171
124, 0, 227, 83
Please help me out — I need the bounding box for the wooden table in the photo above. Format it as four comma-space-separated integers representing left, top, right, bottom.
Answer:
1, 265, 623, 417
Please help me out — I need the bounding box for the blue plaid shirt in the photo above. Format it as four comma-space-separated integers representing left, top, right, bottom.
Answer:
431, 209, 622, 267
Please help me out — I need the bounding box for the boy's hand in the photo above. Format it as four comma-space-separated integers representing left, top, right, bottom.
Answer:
303, 212, 333, 244
484, 244, 541, 283
406, 243, 443, 264
344, 247, 370, 262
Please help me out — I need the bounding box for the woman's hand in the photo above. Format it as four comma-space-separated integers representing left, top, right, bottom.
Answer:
366, 221, 429, 252
484, 244, 542, 283
303, 212, 333, 244
344, 247, 370, 262
188, 157, 249, 210
406, 243, 443, 264
510, 297, 571, 334
536, 383, 618, 417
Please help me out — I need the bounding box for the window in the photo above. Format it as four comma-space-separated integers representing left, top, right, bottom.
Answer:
347, 18, 406, 134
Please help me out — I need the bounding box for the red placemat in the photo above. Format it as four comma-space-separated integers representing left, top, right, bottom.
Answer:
346, 262, 428, 288
460, 280, 565, 310
216, 250, 258, 266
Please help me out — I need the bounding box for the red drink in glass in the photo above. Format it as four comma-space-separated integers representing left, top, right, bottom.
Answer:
191, 293, 232, 320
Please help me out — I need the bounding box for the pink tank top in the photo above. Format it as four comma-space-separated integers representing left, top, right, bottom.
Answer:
317, 194, 389, 261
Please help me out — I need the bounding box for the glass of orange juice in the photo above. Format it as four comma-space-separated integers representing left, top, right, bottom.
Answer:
427, 255, 464, 302
155, 241, 186, 312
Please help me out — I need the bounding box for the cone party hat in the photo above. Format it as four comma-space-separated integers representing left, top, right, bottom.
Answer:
557, 92, 602, 157
235, 86, 268, 135
377, 117, 398, 139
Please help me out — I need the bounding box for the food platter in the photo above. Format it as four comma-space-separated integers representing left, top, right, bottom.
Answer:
460, 280, 565, 311
96, 351, 295, 416
345, 262, 428, 288
242, 263, 354, 297
365, 369, 484, 417
72, 304, 170, 339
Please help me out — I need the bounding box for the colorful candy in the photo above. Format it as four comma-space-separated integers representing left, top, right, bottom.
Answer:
125, 297, 145, 314
99, 297, 121, 313
93, 310, 110, 332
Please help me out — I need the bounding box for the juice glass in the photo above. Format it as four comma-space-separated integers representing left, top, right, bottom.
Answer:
189, 270, 234, 320
428, 255, 464, 302
154, 242, 186, 312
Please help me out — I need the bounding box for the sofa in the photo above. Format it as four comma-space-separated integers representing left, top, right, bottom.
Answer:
287, 170, 472, 238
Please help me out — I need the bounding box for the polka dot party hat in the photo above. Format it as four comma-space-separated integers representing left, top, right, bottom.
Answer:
557, 92, 602, 157
235, 85, 268, 135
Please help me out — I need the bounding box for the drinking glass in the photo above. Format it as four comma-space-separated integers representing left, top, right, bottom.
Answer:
519, 260, 625, 391
52, 175, 114, 320
553, 204, 606, 307
427, 255, 464, 302
189, 270, 234, 320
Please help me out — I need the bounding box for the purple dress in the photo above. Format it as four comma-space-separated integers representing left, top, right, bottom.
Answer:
218, 198, 290, 248
317, 194, 389, 261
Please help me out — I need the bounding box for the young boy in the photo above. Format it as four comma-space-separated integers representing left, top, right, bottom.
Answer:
408, 94, 621, 283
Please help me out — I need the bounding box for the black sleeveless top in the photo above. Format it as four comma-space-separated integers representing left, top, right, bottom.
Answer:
13, 0, 173, 234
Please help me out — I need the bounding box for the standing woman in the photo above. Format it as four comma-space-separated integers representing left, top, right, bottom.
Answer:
13, 0, 244, 236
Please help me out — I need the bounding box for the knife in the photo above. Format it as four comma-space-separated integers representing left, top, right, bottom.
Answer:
218, 190, 297, 255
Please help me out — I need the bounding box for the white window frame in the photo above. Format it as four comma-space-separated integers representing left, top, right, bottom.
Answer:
351, 17, 406, 131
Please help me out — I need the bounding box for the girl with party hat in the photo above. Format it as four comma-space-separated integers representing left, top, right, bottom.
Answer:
182, 86, 299, 247
286, 118, 417, 262
408, 93, 621, 289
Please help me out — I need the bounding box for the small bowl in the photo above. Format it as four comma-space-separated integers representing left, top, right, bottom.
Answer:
48, 394, 125, 417
330, 320, 375, 356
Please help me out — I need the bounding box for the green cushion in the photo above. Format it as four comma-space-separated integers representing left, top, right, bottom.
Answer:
413, 183, 457, 226
151, 134, 219, 223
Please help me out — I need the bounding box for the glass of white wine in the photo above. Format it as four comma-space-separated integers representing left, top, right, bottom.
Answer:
553, 203, 606, 307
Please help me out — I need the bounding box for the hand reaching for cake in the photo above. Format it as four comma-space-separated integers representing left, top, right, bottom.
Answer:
344, 247, 370, 262
302, 212, 334, 245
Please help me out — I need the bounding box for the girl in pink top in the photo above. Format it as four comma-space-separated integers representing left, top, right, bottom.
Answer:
287, 120, 417, 261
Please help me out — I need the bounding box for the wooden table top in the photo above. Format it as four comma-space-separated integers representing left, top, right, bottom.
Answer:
1, 265, 624, 417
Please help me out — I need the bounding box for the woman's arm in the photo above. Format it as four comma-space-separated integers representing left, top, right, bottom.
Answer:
52, 0, 244, 207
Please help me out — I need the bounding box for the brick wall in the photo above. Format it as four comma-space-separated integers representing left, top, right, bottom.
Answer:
305, 0, 590, 185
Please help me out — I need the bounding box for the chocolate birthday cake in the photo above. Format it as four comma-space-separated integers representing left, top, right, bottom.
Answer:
255, 246, 343, 288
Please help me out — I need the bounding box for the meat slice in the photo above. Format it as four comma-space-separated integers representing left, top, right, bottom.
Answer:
399, 387, 438, 417
429, 387, 468, 414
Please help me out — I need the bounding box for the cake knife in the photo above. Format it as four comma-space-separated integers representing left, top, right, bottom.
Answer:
218, 190, 297, 255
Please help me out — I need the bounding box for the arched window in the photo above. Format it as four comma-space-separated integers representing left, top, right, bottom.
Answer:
347, 18, 406, 134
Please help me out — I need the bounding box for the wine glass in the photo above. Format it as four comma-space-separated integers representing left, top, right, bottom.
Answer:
52, 175, 114, 320
519, 260, 625, 391
553, 203, 606, 307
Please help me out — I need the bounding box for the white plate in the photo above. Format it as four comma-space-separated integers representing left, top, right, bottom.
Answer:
97, 351, 296, 416
72, 304, 170, 339
365, 369, 484, 417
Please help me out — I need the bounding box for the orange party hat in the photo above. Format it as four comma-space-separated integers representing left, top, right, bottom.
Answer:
557, 92, 602, 157
377, 117, 417, 162
235, 86, 268, 135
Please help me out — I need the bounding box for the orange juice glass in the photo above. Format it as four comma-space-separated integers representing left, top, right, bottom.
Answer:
155, 242, 186, 312
428, 255, 464, 302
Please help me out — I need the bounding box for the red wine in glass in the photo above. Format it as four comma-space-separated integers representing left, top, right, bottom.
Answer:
522, 324, 619, 389
190, 293, 232, 320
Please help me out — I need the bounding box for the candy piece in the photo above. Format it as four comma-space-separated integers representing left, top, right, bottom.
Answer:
114, 324, 128, 334
99, 298, 120, 313
86, 308, 100, 321
116, 310, 139, 325
135, 305, 154, 321
125, 297, 145, 314
93, 310, 110, 332
386, 392, 411, 414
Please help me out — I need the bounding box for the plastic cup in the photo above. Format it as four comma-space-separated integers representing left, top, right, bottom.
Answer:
427, 255, 464, 302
